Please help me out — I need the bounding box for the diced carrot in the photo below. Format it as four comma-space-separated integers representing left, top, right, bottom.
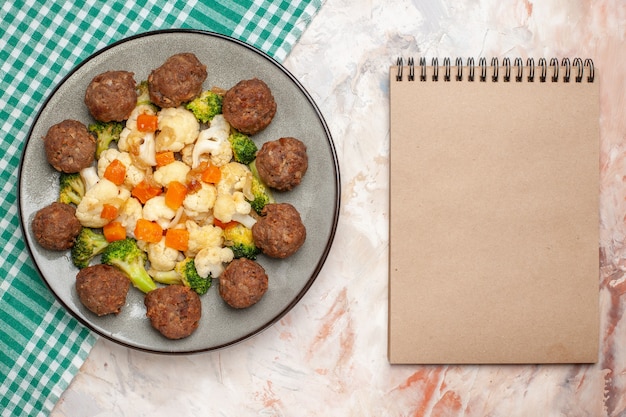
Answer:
131, 180, 163, 204
164, 181, 188, 210
201, 164, 221, 184
103, 221, 127, 242
155, 151, 176, 167
103, 159, 126, 186
213, 218, 237, 230
134, 218, 163, 243
137, 113, 158, 132
100, 204, 119, 220
165, 228, 189, 252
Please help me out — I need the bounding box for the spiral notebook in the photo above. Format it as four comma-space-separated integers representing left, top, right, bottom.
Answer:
388, 57, 600, 364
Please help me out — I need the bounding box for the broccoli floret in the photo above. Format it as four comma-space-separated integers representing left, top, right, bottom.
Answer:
229, 131, 258, 165
71, 227, 109, 269
247, 160, 275, 214
223, 223, 260, 260
176, 257, 211, 295
58, 172, 85, 205
88, 121, 124, 159
100, 238, 157, 293
136, 80, 152, 106
185, 90, 223, 123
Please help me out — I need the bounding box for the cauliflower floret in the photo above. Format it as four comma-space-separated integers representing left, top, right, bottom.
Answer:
76, 178, 131, 228
180, 143, 194, 166
145, 237, 182, 271
115, 196, 143, 238
185, 220, 223, 257
153, 160, 191, 188
194, 246, 234, 278
213, 191, 252, 222
142, 195, 177, 229
183, 182, 217, 223
192, 114, 232, 168
216, 161, 253, 196
118, 104, 158, 155
156, 107, 200, 152
80, 166, 100, 191
118, 128, 157, 168
97, 148, 146, 189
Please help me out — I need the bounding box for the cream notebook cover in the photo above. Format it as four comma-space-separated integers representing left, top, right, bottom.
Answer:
388, 58, 600, 364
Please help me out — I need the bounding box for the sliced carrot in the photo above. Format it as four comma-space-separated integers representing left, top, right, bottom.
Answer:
134, 218, 163, 243
103, 221, 126, 242
165, 228, 189, 252
155, 151, 176, 167
201, 164, 221, 184
100, 204, 119, 220
137, 113, 158, 132
131, 180, 163, 204
164, 181, 188, 210
103, 159, 126, 186
213, 218, 237, 230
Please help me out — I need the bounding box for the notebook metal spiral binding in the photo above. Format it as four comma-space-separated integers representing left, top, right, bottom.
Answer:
395, 57, 595, 83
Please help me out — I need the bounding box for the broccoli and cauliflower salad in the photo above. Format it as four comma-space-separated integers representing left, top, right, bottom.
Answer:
32, 52, 308, 340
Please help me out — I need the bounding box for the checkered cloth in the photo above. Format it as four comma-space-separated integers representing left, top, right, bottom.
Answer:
0, 1, 322, 415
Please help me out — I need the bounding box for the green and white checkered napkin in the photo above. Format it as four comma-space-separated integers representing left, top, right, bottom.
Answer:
0, 1, 322, 415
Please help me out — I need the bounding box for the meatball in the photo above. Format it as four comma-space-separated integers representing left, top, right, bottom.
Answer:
84, 70, 137, 122
255, 137, 308, 191
252, 203, 306, 259
219, 258, 268, 309
148, 53, 207, 108
31, 202, 81, 251
43, 119, 96, 173
144, 285, 201, 339
75, 264, 130, 316
222, 78, 276, 135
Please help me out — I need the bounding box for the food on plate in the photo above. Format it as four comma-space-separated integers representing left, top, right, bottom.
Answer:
228, 131, 258, 166
58, 172, 86, 206
255, 136, 308, 191
31, 202, 82, 250
30, 49, 314, 343
88, 120, 124, 159
75, 264, 130, 316
148, 53, 207, 108
218, 258, 268, 308
185, 89, 224, 123
71, 227, 109, 269
222, 222, 260, 260
247, 160, 275, 214
252, 203, 306, 259
43, 119, 96, 173
100, 238, 157, 294
84, 71, 137, 122
222, 78, 276, 135
144, 284, 201, 339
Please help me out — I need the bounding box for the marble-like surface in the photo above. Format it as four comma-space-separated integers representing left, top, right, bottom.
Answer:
51, 0, 626, 415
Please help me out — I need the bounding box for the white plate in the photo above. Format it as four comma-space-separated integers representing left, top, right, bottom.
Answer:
18, 29, 340, 354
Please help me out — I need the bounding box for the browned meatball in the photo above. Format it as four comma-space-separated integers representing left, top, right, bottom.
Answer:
255, 137, 308, 191
43, 119, 96, 173
31, 202, 81, 251
222, 78, 276, 135
148, 53, 207, 108
252, 203, 306, 259
76, 264, 130, 316
219, 258, 268, 309
84, 70, 137, 122
144, 285, 201, 339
